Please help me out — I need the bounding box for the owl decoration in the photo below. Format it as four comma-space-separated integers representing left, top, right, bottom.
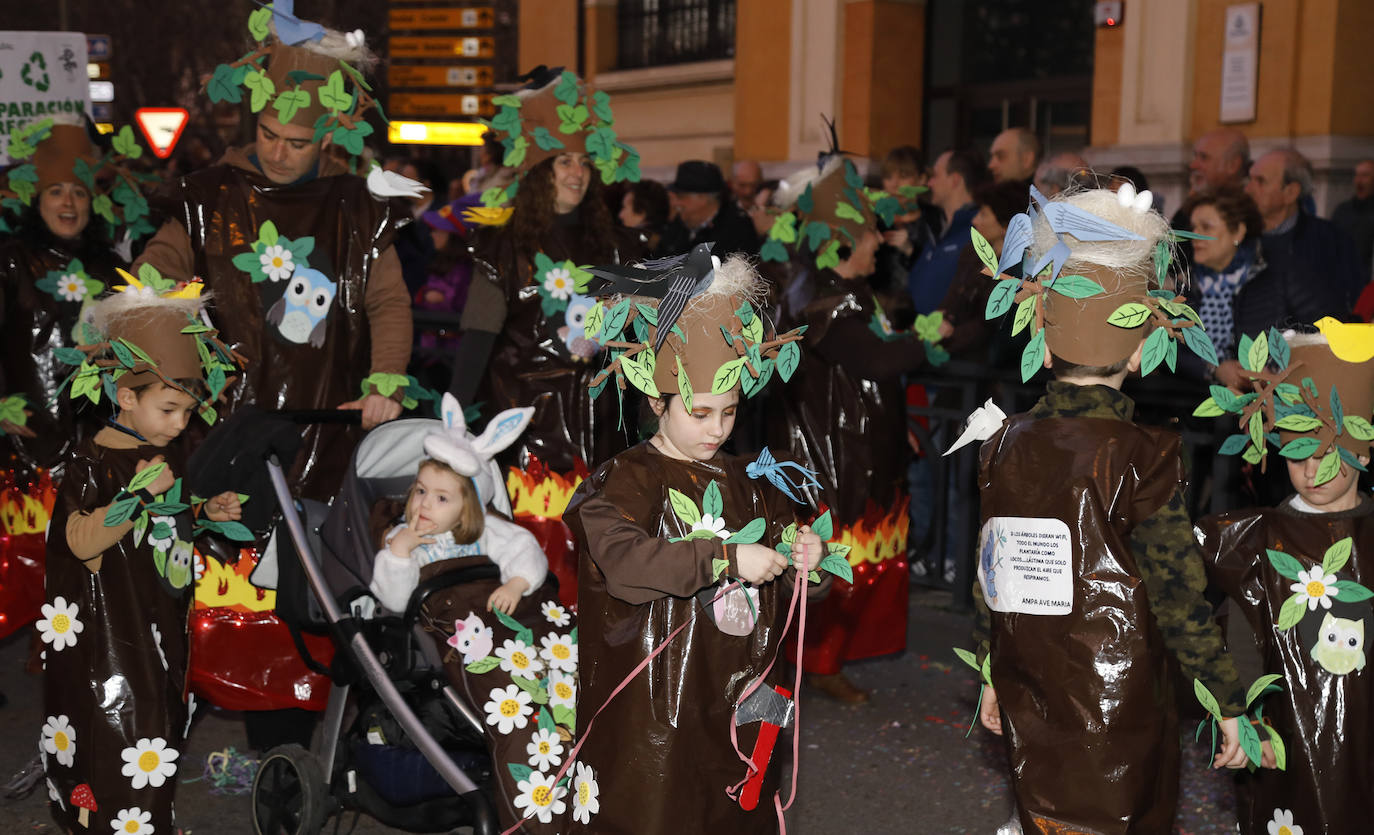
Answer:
267, 267, 337, 347
1311, 613, 1366, 676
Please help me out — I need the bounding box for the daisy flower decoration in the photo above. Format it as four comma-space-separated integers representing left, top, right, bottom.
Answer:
571, 760, 601, 825
1291, 566, 1339, 611
494, 638, 544, 677
513, 770, 567, 824
1268, 808, 1302, 835
541, 600, 571, 627
547, 670, 577, 710
120, 737, 179, 789
543, 265, 573, 300
259, 244, 295, 282
483, 684, 533, 735
37, 597, 84, 651
111, 807, 155, 835
691, 513, 728, 539
58, 273, 87, 302
41, 715, 76, 768
539, 632, 578, 674
526, 727, 564, 771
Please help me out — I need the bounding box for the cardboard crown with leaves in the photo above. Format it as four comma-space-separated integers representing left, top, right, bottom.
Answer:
580, 245, 805, 419
1192, 319, 1374, 485
479, 67, 641, 208
762, 150, 923, 271
1, 119, 158, 241
205, 0, 381, 161
57, 265, 243, 427
977, 184, 1219, 382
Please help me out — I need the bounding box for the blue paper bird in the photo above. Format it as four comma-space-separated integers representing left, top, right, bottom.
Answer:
258, 0, 326, 45
746, 447, 821, 505
997, 186, 1146, 285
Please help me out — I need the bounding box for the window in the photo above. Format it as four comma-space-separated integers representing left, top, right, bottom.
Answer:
616, 0, 736, 70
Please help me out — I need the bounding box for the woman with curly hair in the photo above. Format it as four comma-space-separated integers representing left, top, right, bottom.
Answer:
452, 69, 645, 602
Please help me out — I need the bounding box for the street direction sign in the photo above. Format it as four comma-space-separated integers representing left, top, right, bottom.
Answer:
388, 36, 495, 59
389, 92, 493, 118
86, 34, 111, 60
388, 65, 495, 89
388, 7, 495, 29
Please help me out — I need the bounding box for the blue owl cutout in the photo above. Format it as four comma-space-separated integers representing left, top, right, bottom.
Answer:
745, 446, 821, 505
267, 266, 337, 347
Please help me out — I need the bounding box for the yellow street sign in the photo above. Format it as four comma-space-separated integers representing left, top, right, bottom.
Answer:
388, 7, 495, 29
389, 121, 487, 146
388, 65, 495, 89
390, 92, 494, 118
389, 36, 495, 59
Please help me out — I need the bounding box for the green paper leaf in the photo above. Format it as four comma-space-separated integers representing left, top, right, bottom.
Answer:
811, 510, 833, 542
214, 520, 254, 542
1192, 679, 1223, 720
602, 299, 631, 342
1020, 329, 1045, 383
1241, 444, 1263, 465
111, 125, 143, 159
724, 517, 767, 545
1244, 673, 1284, 708
1248, 410, 1265, 456
969, 228, 998, 275
702, 481, 723, 518
556, 103, 589, 133
1274, 414, 1322, 432
1332, 580, 1374, 603
1343, 415, 1374, 441
1003, 295, 1033, 336
834, 201, 865, 224
1236, 713, 1263, 766
953, 647, 979, 672
1181, 323, 1221, 367
802, 220, 831, 252
537, 705, 556, 733
1275, 592, 1306, 631
1330, 385, 1345, 427
493, 608, 533, 645
768, 212, 797, 244
207, 63, 245, 104
668, 488, 701, 526
104, 494, 141, 526
1047, 274, 1106, 299
1278, 437, 1321, 460
128, 463, 167, 493
776, 341, 800, 382
1264, 724, 1287, 771
818, 552, 853, 584
1314, 450, 1342, 486
985, 279, 1018, 319
1192, 398, 1225, 418
676, 354, 694, 413
1107, 302, 1152, 329
620, 352, 660, 397
554, 70, 579, 105
248, 6, 273, 40
742, 314, 763, 344
318, 70, 352, 112
815, 239, 841, 270
243, 69, 276, 112
1268, 327, 1291, 369
508, 762, 533, 783
465, 656, 501, 674
274, 88, 311, 124
760, 237, 789, 262
711, 557, 729, 582
502, 135, 529, 168
1140, 327, 1172, 376
1218, 434, 1250, 455
132, 513, 148, 547
1246, 330, 1269, 374
711, 357, 745, 394
1266, 549, 1304, 581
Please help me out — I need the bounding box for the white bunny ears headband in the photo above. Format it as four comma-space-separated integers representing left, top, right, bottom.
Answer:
423, 393, 533, 509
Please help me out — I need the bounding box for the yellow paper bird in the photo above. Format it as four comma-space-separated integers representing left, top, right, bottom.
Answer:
1314, 317, 1374, 363
111, 267, 204, 300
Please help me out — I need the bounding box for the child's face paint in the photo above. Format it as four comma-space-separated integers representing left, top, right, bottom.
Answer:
117, 384, 198, 447
651, 390, 739, 462
406, 463, 468, 536
1287, 454, 1366, 512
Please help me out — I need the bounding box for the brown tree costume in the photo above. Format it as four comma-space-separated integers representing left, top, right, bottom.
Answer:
41, 289, 237, 834
1195, 323, 1374, 835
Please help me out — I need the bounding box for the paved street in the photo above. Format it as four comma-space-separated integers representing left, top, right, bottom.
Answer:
0, 588, 1251, 833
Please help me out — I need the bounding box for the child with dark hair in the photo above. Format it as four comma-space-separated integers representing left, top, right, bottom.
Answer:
41, 278, 242, 834
955, 186, 1248, 833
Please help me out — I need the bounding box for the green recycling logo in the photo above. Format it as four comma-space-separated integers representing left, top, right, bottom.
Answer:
22, 52, 50, 92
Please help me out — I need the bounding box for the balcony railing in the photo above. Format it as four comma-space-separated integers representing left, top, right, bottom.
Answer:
616, 0, 736, 70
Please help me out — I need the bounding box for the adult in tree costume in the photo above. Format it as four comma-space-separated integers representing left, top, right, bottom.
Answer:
42, 281, 243, 834
133, 5, 413, 717
762, 152, 934, 702
1, 118, 153, 641
1195, 321, 1374, 835
452, 67, 644, 605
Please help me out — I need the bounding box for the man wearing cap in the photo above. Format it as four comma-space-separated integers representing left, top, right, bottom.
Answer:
136, 14, 412, 501
655, 160, 760, 259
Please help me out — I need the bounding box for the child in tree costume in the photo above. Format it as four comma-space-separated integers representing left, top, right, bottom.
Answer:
453, 67, 645, 606
1194, 320, 1374, 835
1, 118, 154, 642
562, 248, 841, 832
953, 185, 1249, 833
41, 279, 245, 834
762, 152, 934, 701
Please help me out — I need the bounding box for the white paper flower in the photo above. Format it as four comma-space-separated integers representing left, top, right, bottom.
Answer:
539, 632, 578, 674
571, 760, 601, 824
547, 670, 577, 710
526, 727, 564, 770
1268, 808, 1303, 835
541, 601, 571, 627
150, 623, 168, 672
494, 638, 544, 677
691, 514, 729, 539
58, 274, 87, 302
543, 266, 573, 300
37, 597, 84, 651
483, 684, 533, 735
1291, 567, 1338, 611
111, 807, 154, 834
259, 245, 295, 282
120, 737, 179, 789
41, 715, 76, 767
513, 769, 566, 823
145, 515, 177, 552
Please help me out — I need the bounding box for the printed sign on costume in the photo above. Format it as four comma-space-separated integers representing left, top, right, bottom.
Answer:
0, 31, 90, 161
977, 516, 1074, 615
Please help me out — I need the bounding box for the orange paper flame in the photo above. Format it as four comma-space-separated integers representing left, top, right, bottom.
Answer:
194, 547, 276, 613
505, 457, 587, 520
0, 470, 56, 536
831, 496, 911, 566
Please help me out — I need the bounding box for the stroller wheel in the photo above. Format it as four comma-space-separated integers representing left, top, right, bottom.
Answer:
251, 744, 328, 835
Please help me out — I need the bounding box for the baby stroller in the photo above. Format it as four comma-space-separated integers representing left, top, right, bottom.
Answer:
236, 412, 522, 835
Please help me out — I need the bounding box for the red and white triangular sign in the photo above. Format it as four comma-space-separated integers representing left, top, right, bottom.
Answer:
134, 107, 190, 159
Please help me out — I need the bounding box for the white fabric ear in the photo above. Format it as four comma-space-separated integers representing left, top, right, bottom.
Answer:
440, 392, 468, 433
471, 407, 535, 458
423, 435, 483, 477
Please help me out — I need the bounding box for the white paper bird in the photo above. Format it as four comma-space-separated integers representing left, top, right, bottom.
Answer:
943, 399, 1008, 456
366, 165, 431, 200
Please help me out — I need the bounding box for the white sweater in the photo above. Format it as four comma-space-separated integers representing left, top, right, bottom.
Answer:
368, 514, 548, 613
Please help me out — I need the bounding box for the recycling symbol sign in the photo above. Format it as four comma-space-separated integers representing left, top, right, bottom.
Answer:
21, 52, 50, 92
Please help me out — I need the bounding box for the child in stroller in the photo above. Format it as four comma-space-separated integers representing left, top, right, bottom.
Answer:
365, 394, 580, 831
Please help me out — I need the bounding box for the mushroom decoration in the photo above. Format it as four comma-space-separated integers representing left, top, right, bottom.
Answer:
70, 783, 96, 827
